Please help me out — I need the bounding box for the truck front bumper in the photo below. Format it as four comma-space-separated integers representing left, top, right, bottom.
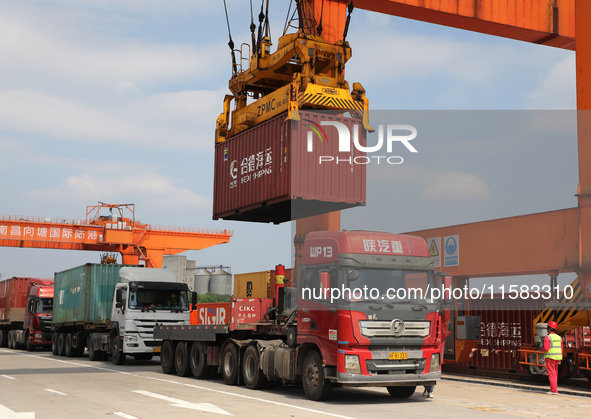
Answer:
337, 370, 440, 386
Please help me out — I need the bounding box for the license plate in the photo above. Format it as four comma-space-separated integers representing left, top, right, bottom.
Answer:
153, 347, 161, 353
389, 352, 407, 360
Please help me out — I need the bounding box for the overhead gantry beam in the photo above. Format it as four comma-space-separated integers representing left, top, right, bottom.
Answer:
354, 0, 575, 49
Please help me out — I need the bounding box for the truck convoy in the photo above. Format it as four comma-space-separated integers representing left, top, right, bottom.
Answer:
155, 230, 450, 401
51, 264, 190, 364
0, 277, 54, 350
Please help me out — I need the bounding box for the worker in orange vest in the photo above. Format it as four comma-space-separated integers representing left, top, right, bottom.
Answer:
542, 321, 563, 394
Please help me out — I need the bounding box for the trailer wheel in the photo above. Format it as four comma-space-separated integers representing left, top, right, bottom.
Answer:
51, 333, 58, 355
243, 345, 267, 390
57, 333, 65, 356
64, 333, 74, 357
302, 350, 333, 401
0, 330, 8, 348
221, 343, 240, 385
386, 386, 416, 398
190, 341, 211, 379
112, 338, 126, 365
174, 342, 191, 377
161, 340, 176, 374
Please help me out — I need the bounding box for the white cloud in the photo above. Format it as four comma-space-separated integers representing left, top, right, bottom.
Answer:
29, 166, 211, 210
525, 55, 576, 109
421, 170, 491, 201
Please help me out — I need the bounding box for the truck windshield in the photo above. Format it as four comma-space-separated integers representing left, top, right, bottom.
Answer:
343, 268, 435, 302
128, 288, 189, 312
36, 298, 53, 313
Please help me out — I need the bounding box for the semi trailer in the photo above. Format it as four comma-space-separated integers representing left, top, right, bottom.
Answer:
0, 277, 54, 350
52, 263, 190, 364
155, 230, 451, 400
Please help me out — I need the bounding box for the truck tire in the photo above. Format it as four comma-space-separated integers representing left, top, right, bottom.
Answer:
112, 338, 126, 365
88, 342, 100, 361
302, 350, 333, 401
161, 340, 176, 374
190, 341, 211, 379
243, 345, 267, 390
51, 333, 58, 355
174, 342, 192, 377
57, 333, 65, 356
65, 333, 74, 357
0, 330, 8, 348
221, 343, 240, 386
386, 386, 416, 398
26, 332, 34, 352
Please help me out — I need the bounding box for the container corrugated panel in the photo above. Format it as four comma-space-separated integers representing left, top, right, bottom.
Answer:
213, 111, 366, 223
456, 296, 546, 373
233, 271, 271, 299
0, 277, 52, 322
53, 264, 129, 327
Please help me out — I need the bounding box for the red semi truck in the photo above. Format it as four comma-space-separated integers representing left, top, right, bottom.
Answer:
0, 277, 54, 350
155, 230, 451, 400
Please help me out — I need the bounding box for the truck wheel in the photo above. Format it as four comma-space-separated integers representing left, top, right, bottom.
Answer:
26, 332, 34, 352
386, 386, 416, 398
190, 341, 211, 378
243, 345, 267, 390
0, 330, 8, 348
175, 342, 192, 377
57, 333, 66, 356
221, 343, 240, 385
51, 333, 58, 355
302, 351, 333, 401
64, 333, 74, 357
112, 338, 126, 365
88, 342, 99, 361
161, 340, 176, 374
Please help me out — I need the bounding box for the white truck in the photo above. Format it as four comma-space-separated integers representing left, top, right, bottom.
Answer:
52, 264, 190, 364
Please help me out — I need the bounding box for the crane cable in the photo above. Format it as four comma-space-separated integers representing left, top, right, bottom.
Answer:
222, 0, 238, 74
317, 0, 325, 36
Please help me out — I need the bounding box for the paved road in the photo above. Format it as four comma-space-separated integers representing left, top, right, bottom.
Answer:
1, 348, 591, 418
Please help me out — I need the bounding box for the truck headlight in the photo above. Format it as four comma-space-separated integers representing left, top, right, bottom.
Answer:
124, 335, 138, 342
345, 355, 361, 374
34, 333, 43, 339
429, 353, 440, 372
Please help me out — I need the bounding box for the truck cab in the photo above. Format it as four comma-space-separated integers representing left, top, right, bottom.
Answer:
105, 267, 190, 363
297, 231, 450, 399
23, 282, 54, 350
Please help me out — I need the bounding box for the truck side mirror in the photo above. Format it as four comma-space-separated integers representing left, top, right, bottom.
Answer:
115, 289, 123, 310
191, 292, 197, 311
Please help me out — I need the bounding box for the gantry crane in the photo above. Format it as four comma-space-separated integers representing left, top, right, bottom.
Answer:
0, 202, 232, 268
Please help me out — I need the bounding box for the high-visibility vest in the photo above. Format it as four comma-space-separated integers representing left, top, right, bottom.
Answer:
544, 333, 562, 360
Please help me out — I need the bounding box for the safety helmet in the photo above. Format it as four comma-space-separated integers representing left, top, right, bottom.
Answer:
547, 321, 558, 330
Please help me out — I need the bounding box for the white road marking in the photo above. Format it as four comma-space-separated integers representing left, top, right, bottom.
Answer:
44, 389, 67, 396
132, 390, 231, 415
2, 351, 354, 418
1, 375, 16, 380
0, 404, 35, 418
113, 412, 139, 419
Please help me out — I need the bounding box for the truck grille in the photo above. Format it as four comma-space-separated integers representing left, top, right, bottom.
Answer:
359, 320, 430, 338
366, 358, 426, 375
40, 316, 53, 334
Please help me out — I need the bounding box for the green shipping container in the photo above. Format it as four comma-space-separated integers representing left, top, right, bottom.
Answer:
53, 264, 133, 327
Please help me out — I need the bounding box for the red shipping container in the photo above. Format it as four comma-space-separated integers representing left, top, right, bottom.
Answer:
0, 277, 53, 323
453, 296, 546, 373
213, 111, 366, 223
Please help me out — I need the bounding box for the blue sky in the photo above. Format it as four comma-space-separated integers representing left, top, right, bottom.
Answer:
0, 1, 577, 281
